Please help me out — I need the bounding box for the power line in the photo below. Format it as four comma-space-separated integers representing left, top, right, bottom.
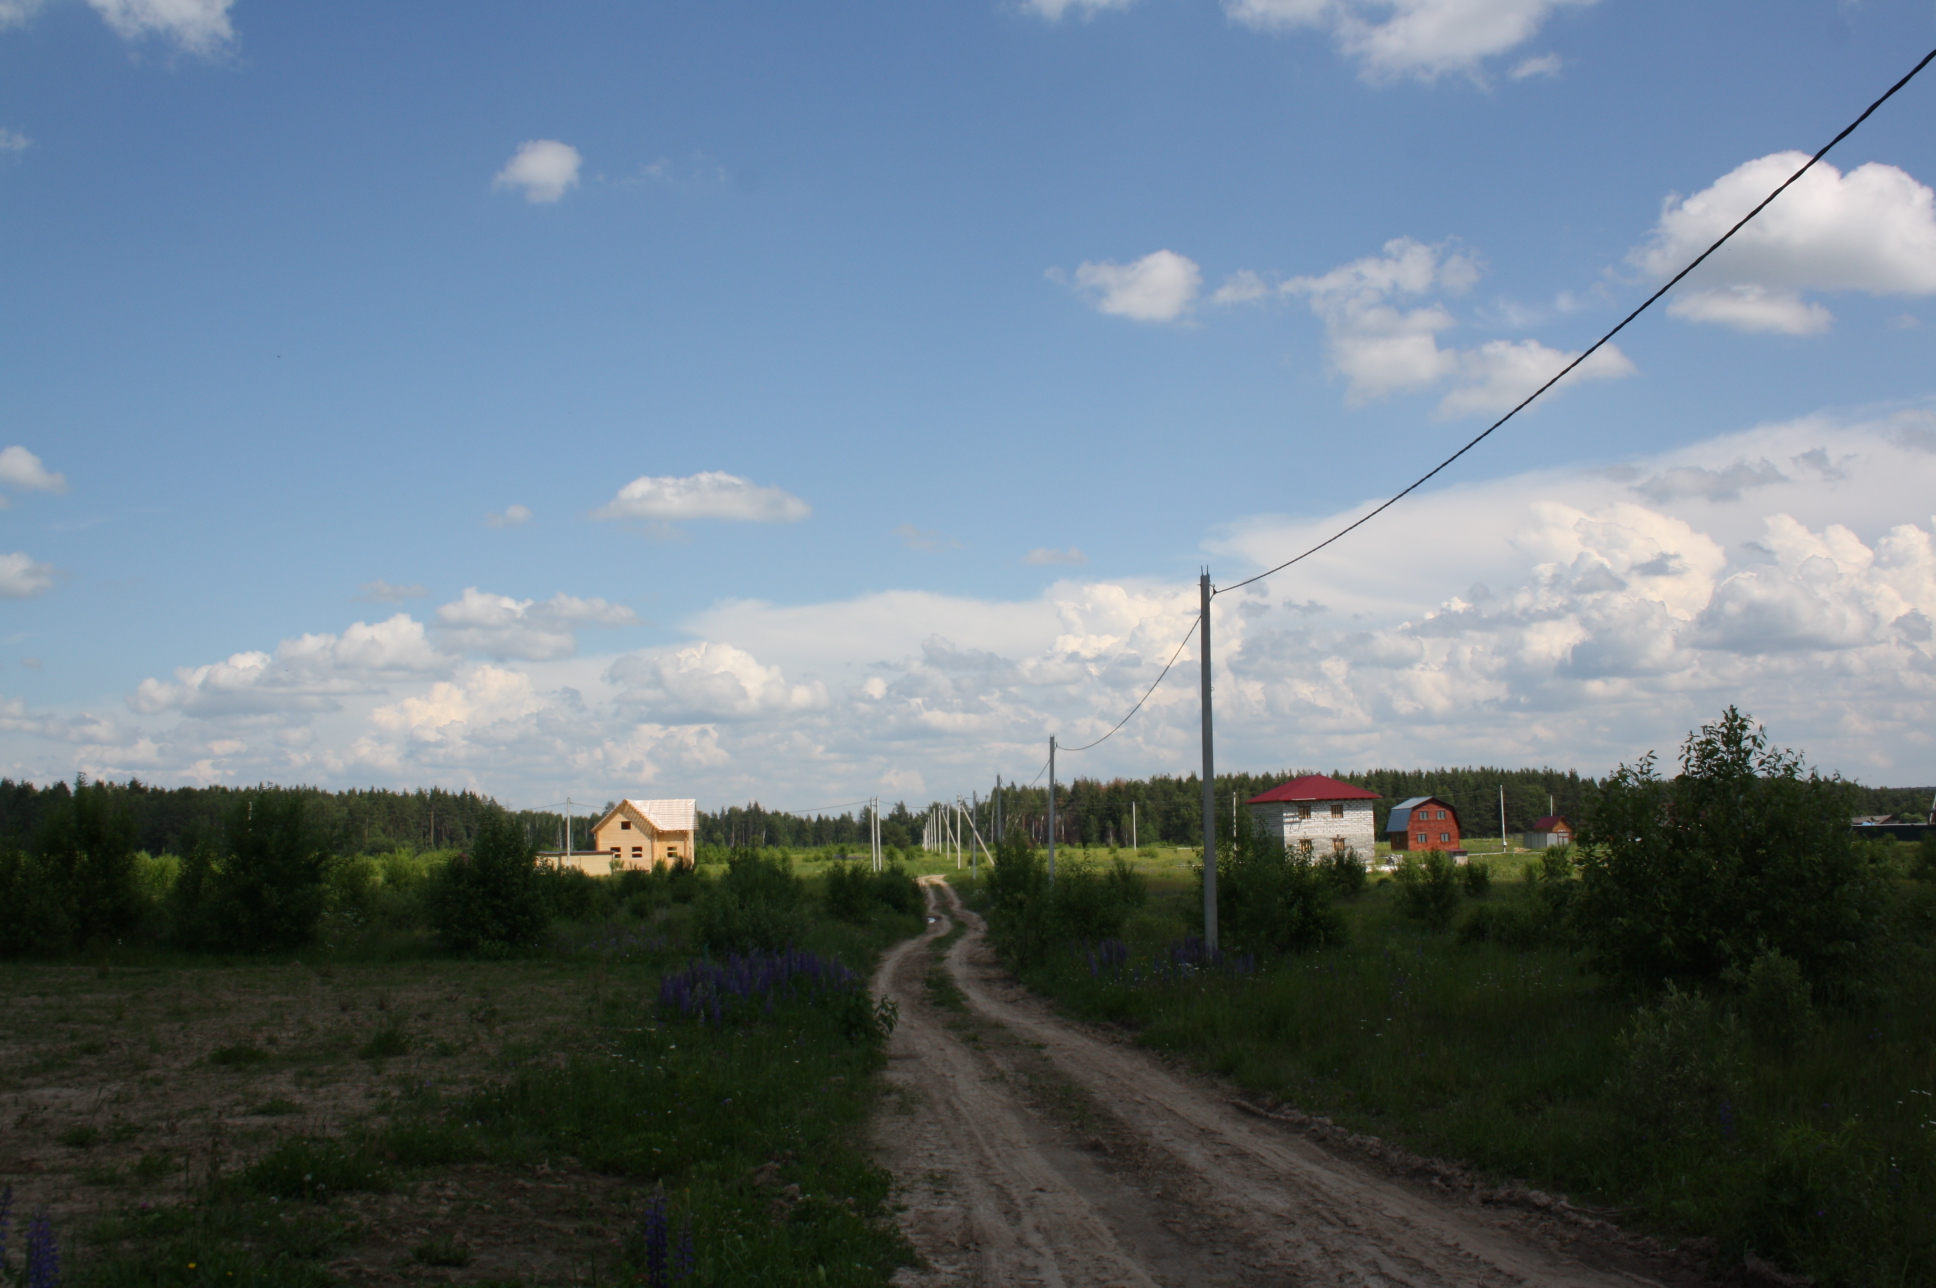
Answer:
1215, 44, 1936, 599
1057, 614, 1201, 753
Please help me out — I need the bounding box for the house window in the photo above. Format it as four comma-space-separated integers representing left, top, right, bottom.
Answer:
632, 846, 643, 857
1330, 803, 1344, 818
667, 845, 680, 858
1417, 832, 1427, 844
1297, 804, 1312, 819
610, 847, 619, 856
1440, 832, 1451, 843
1332, 837, 1346, 852
1435, 809, 1446, 820
621, 820, 632, 830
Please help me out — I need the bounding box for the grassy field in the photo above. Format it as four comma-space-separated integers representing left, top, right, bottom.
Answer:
962, 857, 1936, 1286
0, 881, 921, 1287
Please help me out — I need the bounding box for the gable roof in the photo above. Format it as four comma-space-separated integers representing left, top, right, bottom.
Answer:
1386, 795, 1458, 833
595, 799, 697, 834
1531, 815, 1571, 832
1248, 774, 1378, 804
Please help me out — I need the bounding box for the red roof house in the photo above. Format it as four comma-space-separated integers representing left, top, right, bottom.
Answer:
1246, 775, 1379, 856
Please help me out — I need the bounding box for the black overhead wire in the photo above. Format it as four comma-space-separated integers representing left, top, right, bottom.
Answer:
1214, 43, 1936, 598
1013, 43, 1936, 785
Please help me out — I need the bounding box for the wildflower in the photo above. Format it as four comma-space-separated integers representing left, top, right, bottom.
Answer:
26, 1214, 59, 1288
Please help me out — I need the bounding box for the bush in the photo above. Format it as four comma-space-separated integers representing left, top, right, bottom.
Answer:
872, 863, 922, 915
692, 850, 804, 953
1053, 856, 1146, 942
1608, 984, 1741, 1141
1396, 850, 1462, 931
823, 861, 874, 923
0, 780, 146, 955
1454, 896, 1559, 949
174, 794, 331, 953
1460, 858, 1491, 896
1732, 949, 1816, 1056
985, 829, 1055, 966
428, 809, 547, 953
1215, 834, 1342, 954
1914, 832, 1936, 882
0, 846, 73, 956
1321, 846, 1368, 896
1576, 707, 1888, 994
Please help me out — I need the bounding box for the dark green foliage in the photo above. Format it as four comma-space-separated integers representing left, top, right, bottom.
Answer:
614, 858, 701, 918
1395, 850, 1461, 931
533, 864, 615, 923
984, 829, 1056, 966
173, 793, 331, 953
823, 861, 874, 922
358, 1022, 410, 1060
1459, 859, 1491, 897
428, 809, 547, 953
1608, 984, 1741, 1141
1215, 833, 1342, 954
1320, 847, 1368, 896
235, 1139, 389, 1200
1731, 949, 1816, 1056
1576, 707, 1888, 992
692, 849, 805, 952
0, 779, 145, 955
1915, 831, 1936, 881
872, 862, 922, 915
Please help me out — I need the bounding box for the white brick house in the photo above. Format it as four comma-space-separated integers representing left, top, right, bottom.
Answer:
1247, 774, 1379, 856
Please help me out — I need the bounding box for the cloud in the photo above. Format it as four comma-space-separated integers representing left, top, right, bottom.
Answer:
0, 552, 54, 598
486, 504, 532, 529
1210, 270, 1271, 305
356, 580, 429, 603
0, 1, 41, 31
1072, 250, 1202, 322
130, 614, 450, 718
608, 641, 829, 722
593, 471, 810, 525
84, 0, 234, 53
1022, 0, 1135, 16
1632, 458, 1788, 504
1225, 0, 1596, 83
1630, 153, 1936, 334
493, 140, 583, 205
1509, 52, 1562, 79
1024, 547, 1088, 566
895, 524, 961, 552
0, 128, 28, 153
434, 588, 636, 661
1275, 237, 1632, 415
1436, 338, 1634, 417
0, 446, 66, 497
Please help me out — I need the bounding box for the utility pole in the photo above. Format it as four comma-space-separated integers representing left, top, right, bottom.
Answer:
995, 774, 1003, 841
1047, 735, 1058, 882
564, 798, 571, 858
1499, 785, 1507, 853
1131, 801, 1137, 850
1199, 570, 1217, 952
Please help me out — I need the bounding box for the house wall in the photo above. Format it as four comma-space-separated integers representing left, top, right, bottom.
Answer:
1392, 801, 1462, 853
591, 810, 694, 869
1249, 800, 1377, 856
1521, 829, 1571, 850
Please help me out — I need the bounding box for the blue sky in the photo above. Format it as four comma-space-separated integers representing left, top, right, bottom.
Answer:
4, 0, 1936, 809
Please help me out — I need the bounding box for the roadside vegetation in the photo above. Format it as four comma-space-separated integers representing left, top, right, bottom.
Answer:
0, 796, 923, 1286
970, 708, 1936, 1286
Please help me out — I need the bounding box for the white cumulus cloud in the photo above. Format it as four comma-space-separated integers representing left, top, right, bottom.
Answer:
0, 128, 28, 152
85, 0, 234, 53
1632, 153, 1936, 335
434, 588, 636, 661
493, 140, 583, 205
486, 504, 532, 529
1022, 0, 1135, 16
0, 552, 54, 598
129, 615, 450, 718
1225, 0, 1596, 83
0, 446, 66, 498
1072, 250, 1202, 322
594, 471, 810, 525
1437, 338, 1634, 418
608, 641, 829, 722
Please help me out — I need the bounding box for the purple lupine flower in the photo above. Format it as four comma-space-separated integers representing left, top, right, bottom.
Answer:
638, 1195, 670, 1286
675, 1212, 695, 1281
25, 1213, 57, 1288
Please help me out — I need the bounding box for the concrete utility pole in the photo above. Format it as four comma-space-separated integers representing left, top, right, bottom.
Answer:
1499, 786, 1507, 852
563, 799, 571, 858
1199, 570, 1218, 952
1047, 735, 1058, 883
1131, 801, 1137, 850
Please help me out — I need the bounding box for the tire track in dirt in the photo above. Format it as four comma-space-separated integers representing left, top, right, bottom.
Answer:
873, 877, 1699, 1288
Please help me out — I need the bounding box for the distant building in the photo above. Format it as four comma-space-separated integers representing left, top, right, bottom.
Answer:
1247, 774, 1379, 856
581, 799, 697, 871
1386, 796, 1462, 853
1521, 815, 1574, 850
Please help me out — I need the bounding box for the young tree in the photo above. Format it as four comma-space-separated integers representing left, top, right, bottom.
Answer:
202, 793, 332, 953
6, 780, 145, 952
1576, 707, 1884, 993
430, 807, 547, 953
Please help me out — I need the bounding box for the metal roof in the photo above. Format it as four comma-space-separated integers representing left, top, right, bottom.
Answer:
623, 798, 697, 833
1247, 774, 1379, 804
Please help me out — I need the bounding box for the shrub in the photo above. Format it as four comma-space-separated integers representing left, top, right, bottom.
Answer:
0, 846, 72, 957
1460, 858, 1492, 897
429, 809, 547, 953
1215, 835, 1342, 954
872, 862, 922, 915
1321, 846, 1368, 896
1396, 850, 1462, 931
1052, 856, 1145, 943
174, 794, 331, 954
1914, 831, 1936, 882
692, 850, 804, 953
984, 829, 1056, 966
0, 781, 146, 955
1732, 949, 1816, 1056
1576, 707, 1888, 994
823, 861, 874, 923
1608, 984, 1741, 1141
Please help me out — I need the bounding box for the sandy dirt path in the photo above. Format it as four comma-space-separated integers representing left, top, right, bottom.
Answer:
871, 877, 1701, 1288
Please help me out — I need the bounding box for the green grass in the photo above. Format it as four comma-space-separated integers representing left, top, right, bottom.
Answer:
999, 872, 1936, 1286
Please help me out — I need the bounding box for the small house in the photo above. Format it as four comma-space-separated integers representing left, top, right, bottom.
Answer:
1520, 815, 1573, 850
1387, 796, 1462, 853
1247, 775, 1379, 856
588, 799, 697, 871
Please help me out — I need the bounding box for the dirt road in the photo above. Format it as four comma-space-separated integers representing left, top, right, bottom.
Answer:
871, 877, 1700, 1288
